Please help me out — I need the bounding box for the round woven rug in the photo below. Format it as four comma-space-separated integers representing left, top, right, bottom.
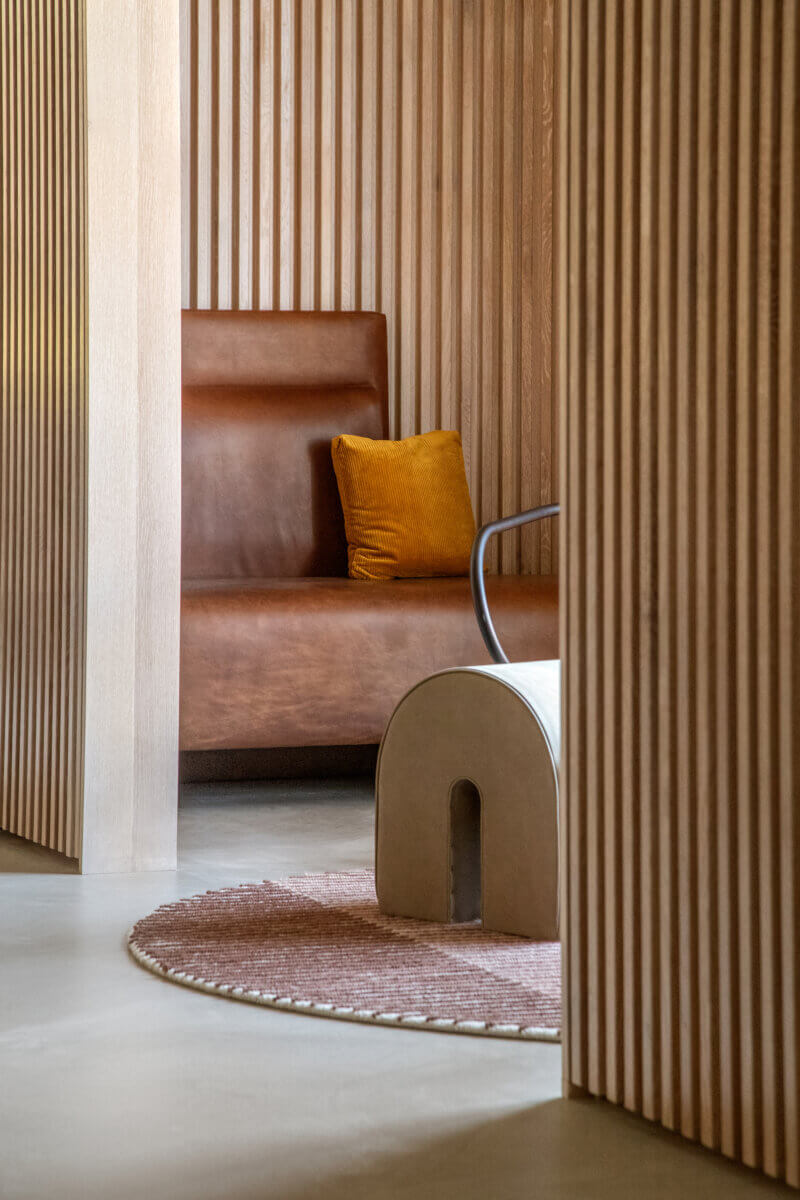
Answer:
128, 870, 561, 1041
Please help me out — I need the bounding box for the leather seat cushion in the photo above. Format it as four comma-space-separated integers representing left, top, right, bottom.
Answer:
180, 575, 559, 750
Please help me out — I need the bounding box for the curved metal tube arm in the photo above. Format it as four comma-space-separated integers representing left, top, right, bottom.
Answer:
470, 503, 561, 665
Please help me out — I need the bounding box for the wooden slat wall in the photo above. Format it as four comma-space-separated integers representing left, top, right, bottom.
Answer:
181, 0, 556, 574
559, 0, 800, 1186
0, 0, 87, 860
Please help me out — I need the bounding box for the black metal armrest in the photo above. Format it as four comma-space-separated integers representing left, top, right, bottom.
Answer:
470, 504, 561, 665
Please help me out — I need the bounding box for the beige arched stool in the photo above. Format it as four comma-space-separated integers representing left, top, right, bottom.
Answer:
375, 660, 560, 940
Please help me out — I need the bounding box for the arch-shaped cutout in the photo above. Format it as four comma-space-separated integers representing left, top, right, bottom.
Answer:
449, 779, 482, 922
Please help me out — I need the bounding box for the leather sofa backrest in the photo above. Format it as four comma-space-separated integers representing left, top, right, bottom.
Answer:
182, 310, 389, 579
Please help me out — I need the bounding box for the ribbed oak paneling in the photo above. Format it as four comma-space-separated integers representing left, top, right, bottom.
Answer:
0, 0, 87, 861
559, 0, 800, 1186
181, 0, 556, 574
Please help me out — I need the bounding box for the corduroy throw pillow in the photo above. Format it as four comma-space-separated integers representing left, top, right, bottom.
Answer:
331, 430, 476, 580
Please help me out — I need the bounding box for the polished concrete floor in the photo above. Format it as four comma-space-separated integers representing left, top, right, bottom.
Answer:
0, 781, 790, 1200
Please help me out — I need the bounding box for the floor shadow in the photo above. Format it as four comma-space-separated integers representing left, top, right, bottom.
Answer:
269, 1100, 792, 1200
103, 1096, 794, 1200
0, 829, 79, 874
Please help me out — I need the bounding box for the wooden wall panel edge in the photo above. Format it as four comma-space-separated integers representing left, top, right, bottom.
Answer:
555, 0, 571, 1094
81, 0, 181, 874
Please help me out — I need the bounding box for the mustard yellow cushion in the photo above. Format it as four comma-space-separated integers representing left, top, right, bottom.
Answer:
331, 430, 476, 580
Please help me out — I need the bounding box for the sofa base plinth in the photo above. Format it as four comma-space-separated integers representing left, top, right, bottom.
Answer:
179, 745, 379, 784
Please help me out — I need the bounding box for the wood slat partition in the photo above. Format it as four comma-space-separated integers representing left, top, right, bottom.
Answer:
1, 0, 181, 872
559, 0, 800, 1185
0, 0, 87, 860
181, 0, 557, 573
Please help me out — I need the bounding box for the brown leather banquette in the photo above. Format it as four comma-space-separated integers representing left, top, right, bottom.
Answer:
180, 310, 558, 751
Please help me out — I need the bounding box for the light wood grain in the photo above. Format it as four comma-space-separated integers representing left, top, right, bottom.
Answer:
82, 0, 182, 874
181, 0, 557, 573
560, 0, 800, 1186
